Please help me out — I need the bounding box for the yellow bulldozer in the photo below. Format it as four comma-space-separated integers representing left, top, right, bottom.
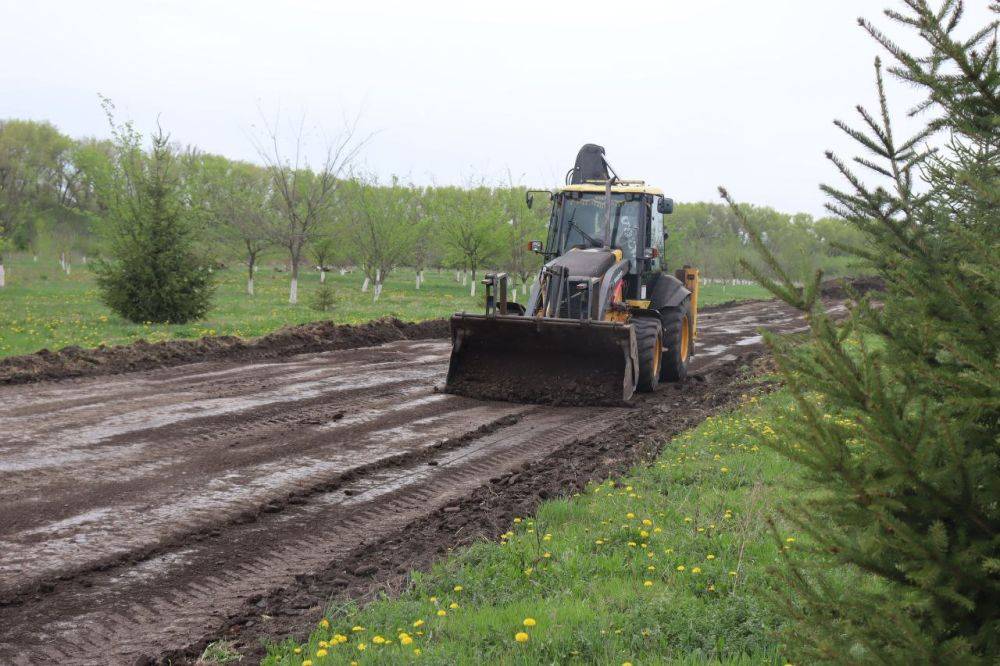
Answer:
445, 144, 699, 405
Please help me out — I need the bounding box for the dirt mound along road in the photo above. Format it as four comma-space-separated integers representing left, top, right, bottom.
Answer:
0, 316, 449, 386
0, 299, 832, 665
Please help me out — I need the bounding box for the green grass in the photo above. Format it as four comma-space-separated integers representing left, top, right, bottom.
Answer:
0, 253, 771, 359
261, 389, 818, 666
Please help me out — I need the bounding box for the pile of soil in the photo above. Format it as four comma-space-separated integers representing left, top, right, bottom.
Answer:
819, 275, 885, 299
0, 317, 449, 386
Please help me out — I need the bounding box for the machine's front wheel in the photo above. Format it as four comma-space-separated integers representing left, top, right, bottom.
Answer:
660, 298, 692, 382
634, 316, 663, 393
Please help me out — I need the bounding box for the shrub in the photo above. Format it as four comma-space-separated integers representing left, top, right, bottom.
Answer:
310, 283, 336, 313
722, 1, 999, 662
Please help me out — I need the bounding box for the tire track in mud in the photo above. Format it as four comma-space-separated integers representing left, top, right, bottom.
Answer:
0, 300, 822, 665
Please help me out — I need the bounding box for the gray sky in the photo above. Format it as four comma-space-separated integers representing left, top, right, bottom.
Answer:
1, 1, 991, 216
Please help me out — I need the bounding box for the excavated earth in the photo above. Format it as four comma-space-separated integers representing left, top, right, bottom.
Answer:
0, 298, 845, 665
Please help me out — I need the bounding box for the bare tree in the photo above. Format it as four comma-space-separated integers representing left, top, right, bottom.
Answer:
253, 114, 365, 304
348, 174, 419, 302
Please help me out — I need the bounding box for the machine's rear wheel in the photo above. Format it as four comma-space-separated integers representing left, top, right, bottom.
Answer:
660, 298, 692, 382
634, 316, 662, 393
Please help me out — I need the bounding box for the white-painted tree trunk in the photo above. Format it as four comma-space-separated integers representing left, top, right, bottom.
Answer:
320, 270, 326, 283
462, 271, 468, 286
59, 253, 66, 271
512, 287, 517, 302
65, 262, 71, 276
362, 277, 370, 292
470, 280, 476, 297
0, 264, 5, 288
339, 268, 346, 276
289, 277, 299, 304
33, 255, 37, 263
247, 277, 254, 296
82, 255, 87, 265
373, 282, 383, 302
415, 273, 421, 289
455, 270, 460, 282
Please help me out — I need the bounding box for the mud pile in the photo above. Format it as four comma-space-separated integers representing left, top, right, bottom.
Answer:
0, 317, 449, 385
819, 275, 886, 299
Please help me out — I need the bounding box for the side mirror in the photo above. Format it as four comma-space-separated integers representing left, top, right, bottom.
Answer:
526, 192, 534, 209
657, 197, 674, 215
528, 240, 544, 254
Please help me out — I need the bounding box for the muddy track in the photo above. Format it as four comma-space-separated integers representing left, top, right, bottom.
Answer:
0, 299, 833, 665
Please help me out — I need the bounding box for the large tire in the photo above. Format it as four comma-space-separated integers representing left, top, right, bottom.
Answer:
634, 316, 663, 393
660, 297, 692, 382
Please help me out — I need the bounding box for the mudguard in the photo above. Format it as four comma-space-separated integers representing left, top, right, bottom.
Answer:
648, 272, 690, 310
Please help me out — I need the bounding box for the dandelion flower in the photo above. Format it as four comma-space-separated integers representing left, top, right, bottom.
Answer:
543, 552, 551, 558
399, 634, 413, 646
691, 566, 702, 574
523, 617, 537, 627
316, 649, 328, 657
706, 554, 716, 560
643, 580, 653, 587
543, 533, 552, 541
352, 626, 365, 632
524, 567, 533, 575
372, 635, 386, 644
786, 537, 796, 543
437, 609, 447, 617
449, 602, 459, 609
454, 585, 463, 592
676, 565, 686, 571
294, 648, 302, 655
414, 648, 422, 655
302, 661, 312, 666
413, 619, 425, 628
357, 643, 366, 651
319, 618, 330, 629
642, 519, 652, 526
626, 512, 635, 519
729, 570, 738, 577
683, 517, 692, 523
515, 631, 530, 643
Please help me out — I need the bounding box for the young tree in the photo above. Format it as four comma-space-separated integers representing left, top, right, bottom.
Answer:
254, 115, 364, 304
347, 175, 419, 301
93, 104, 213, 323
195, 155, 274, 296
722, 2, 999, 662
435, 183, 503, 296
310, 236, 337, 284
498, 182, 546, 298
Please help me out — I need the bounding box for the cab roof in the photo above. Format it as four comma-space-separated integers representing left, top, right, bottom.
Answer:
559, 181, 665, 196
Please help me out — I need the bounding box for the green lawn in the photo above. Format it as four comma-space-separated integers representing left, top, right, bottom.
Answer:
259, 389, 823, 666
0, 253, 771, 359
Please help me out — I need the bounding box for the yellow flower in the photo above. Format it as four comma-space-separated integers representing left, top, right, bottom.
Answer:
626, 512, 635, 519
543, 533, 552, 541
319, 618, 330, 629
647, 565, 656, 571
720, 467, 730, 473
692, 566, 702, 574
414, 648, 422, 655
628, 541, 637, 548
357, 642, 366, 651
351, 625, 364, 632
449, 602, 459, 609
453, 585, 463, 592
429, 596, 437, 602
524, 567, 533, 575
413, 619, 425, 628
372, 635, 386, 644
786, 537, 796, 543
400, 634, 413, 645
316, 649, 328, 657
624, 662, 634, 666
643, 580, 653, 587
515, 631, 530, 643
437, 609, 447, 617
642, 519, 652, 526
683, 517, 692, 523
514, 517, 522, 523
543, 552, 551, 558
302, 661, 312, 666
294, 648, 302, 655
676, 565, 686, 571
640, 530, 649, 538
523, 617, 537, 627
707, 554, 716, 560
729, 570, 738, 577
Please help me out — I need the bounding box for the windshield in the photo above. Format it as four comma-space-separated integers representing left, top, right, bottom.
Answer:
551, 193, 642, 267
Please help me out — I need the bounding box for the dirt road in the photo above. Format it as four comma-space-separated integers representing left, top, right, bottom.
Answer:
0, 299, 824, 664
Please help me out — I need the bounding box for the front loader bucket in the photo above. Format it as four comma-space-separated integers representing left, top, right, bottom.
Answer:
445, 314, 638, 405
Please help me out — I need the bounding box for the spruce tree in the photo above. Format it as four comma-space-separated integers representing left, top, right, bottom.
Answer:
93, 112, 213, 324
721, 1, 998, 662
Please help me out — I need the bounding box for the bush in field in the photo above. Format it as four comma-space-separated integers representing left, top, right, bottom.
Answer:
723, 1, 999, 662
310, 283, 336, 313
93, 106, 213, 324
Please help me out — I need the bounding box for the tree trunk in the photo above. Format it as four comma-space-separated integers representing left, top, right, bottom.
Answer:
0, 263, 5, 288
470, 280, 476, 297
415, 272, 421, 289
320, 270, 326, 283
247, 257, 256, 296
65, 262, 71, 276
373, 269, 383, 302
362, 277, 370, 292
289, 259, 300, 304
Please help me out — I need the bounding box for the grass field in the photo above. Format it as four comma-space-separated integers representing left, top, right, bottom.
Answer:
0, 253, 771, 359
257, 387, 827, 665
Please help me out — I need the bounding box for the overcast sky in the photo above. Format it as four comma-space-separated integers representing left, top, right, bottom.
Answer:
1, 1, 992, 216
